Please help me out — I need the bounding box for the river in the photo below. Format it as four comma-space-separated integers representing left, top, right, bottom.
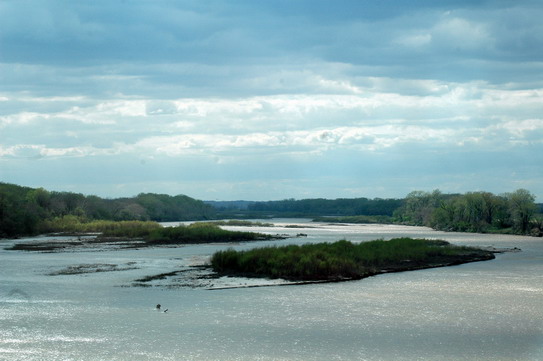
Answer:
1, 220, 542, 360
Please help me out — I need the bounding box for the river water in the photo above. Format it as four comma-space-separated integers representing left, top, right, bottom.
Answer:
1, 220, 542, 360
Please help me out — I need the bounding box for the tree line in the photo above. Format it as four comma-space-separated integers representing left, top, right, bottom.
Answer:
244, 197, 402, 217
394, 189, 542, 236
1, 182, 541, 238
0, 182, 215, 237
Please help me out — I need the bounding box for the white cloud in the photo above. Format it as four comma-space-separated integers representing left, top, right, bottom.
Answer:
1, 1, 542, 199
124, 124, 463, 159
395, 33, 432, 47
0, 112, 47, 127
433, 17, 493, 50
0, 143, 121, 159
498, 118, 543, 139
2, 79, 542, 160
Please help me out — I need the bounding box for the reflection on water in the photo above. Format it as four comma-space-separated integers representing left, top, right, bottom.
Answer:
1, 220, 542, 360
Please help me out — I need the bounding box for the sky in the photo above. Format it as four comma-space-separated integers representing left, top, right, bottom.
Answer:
1, 0, 542, 201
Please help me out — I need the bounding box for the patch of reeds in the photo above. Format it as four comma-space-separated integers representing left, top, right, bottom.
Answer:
211, 238, 493, 281
39, 215, 161, 238
146, 223, 277, 244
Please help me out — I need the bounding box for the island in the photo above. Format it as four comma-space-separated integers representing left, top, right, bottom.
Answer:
210, 238, 496, 282
7, 221, 286, 252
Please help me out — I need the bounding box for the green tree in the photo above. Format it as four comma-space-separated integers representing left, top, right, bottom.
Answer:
396, 190, 443, 226
506, 189, 537, 233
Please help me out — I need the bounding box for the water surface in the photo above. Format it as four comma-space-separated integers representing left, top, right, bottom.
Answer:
1, 220, 542, 360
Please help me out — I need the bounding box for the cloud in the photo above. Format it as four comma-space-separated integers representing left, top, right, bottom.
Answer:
2, 80, 542, 157
395, 33, 433, 48
1, 1, 542, 200
498, 118, 543, 140
432, 16, 493, 51
0, 144, 45, 159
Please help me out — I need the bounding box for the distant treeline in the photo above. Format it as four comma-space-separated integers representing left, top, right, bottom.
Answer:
1, 182, 541, 238
0, 182, 215, 237
209, 197, 402, 217
394, 189, 542, 236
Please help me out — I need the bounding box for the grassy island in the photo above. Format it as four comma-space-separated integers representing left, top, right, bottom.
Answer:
145, 222, 278, 244
8, 220, 282, 252
211, 238, 495, 282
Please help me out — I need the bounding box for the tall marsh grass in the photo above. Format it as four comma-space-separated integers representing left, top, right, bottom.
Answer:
211, 238, 489, 281
147, 223, 275, 244
39, 215, 161, 237
39, 216, 273, 244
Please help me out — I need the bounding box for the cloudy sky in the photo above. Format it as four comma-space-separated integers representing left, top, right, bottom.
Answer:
1, 0, 542, 201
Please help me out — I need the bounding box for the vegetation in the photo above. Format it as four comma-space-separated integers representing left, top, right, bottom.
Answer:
1, 182, 540, 239
211, 238, 495, 281
394, 189, 542, 236
145, 223, 278, 244
248, 197, 401, 216
8, 222, 280, 252
48, 219, 279, 244
210, 197, 402, 218
0, 182, 215, 238
39, 216, 162, 237
133, 193, 215, 221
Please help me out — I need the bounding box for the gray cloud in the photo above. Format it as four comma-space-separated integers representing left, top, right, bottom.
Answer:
1, 0, 542, 200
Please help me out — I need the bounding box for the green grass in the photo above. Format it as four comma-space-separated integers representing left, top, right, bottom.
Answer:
39, 216, 161, 237
211, 238, 494, 281
38, 216, 276, 245
146, 223, 277, 244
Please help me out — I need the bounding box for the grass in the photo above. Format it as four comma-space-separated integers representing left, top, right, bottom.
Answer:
10, 219, 280, 252
146, 223, 278, 244
39, 216, 162, 237
38, 217, 277, 244
210, 238, 494, 281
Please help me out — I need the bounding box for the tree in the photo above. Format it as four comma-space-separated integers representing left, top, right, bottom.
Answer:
506, 189, 537, 233
396, 190, 443, 226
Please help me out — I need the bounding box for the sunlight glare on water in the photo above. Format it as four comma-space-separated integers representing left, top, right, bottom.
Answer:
1, 221, 542, 360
